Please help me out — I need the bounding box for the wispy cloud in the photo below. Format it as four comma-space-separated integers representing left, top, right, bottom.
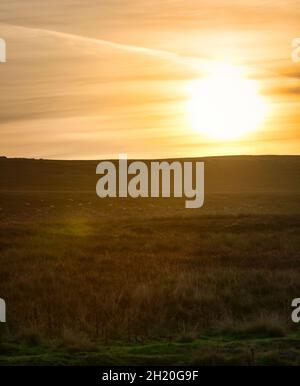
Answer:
0, 1, 299, 159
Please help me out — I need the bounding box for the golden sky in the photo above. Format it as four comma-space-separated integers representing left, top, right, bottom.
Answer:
0, 0, 299, 159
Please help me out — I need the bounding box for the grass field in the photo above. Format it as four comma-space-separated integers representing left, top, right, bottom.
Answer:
1, 156, 300, 365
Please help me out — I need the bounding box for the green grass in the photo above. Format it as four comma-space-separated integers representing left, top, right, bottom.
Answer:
1, 334, 300, 366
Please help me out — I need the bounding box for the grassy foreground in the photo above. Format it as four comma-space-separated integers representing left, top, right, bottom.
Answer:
1, 156, 300, 365
1, 334, 300, 366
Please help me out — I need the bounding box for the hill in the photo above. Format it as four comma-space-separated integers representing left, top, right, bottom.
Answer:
0, 155, 300, 194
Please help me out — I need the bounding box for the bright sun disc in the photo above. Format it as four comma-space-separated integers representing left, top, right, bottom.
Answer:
187, 63, 268, 141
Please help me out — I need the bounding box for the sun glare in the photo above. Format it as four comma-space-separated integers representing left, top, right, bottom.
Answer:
187, 63, 268, 141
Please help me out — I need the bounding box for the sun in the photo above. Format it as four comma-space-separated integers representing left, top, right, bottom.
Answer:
187, 63, 268, 141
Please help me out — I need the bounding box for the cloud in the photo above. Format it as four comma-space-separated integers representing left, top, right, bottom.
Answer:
0, 1, 299, 159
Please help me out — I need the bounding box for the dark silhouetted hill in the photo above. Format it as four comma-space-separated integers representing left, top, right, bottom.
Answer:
0, 155, 300, 194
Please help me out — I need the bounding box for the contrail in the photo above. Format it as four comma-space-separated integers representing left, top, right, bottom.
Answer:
0, 22, 205, 68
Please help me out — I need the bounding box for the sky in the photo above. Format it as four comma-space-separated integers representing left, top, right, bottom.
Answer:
0, 0, 299, 159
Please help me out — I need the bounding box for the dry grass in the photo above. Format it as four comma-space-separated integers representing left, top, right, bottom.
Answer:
0, 191, 300, 345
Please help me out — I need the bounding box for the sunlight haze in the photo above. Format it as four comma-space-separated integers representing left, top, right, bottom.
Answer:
0, 0, 299, 159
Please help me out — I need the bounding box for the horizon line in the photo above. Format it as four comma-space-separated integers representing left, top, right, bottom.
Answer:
1, 154, 300, 162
